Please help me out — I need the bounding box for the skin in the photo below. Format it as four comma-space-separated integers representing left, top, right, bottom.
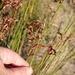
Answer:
0, 47, 33, 75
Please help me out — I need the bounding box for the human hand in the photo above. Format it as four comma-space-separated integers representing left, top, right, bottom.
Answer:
0, 47, 33, 75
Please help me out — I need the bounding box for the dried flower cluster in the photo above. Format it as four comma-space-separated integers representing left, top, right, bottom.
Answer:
26, 20, 44, 56
26, 18, 72, 56
54, 0, 62, 3
2, 0, 22, 10
44, 5, 55, 13
26, 20, 56, 56
0, 0, 22, 41
72, 0, 75, 4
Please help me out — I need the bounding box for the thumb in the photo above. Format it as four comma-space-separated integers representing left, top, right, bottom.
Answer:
7, 66, 33, 75
0, 47, 33, 75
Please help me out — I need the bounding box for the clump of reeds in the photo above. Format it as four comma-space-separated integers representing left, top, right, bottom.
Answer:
0, 0, 75, 75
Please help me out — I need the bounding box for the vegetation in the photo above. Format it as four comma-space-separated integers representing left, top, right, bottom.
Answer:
0, 0, 75, 75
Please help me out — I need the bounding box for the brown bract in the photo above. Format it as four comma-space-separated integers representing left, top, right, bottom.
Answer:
2, 0, 22, 10
54, 0, 62, 3
72, 0, 75, 4
26, 20, 56, 56
0, 0, 22, 41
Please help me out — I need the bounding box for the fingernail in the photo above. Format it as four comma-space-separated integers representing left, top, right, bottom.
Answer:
26, 67, 33, 75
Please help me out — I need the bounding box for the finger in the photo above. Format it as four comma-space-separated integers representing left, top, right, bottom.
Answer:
0, 58, 5, 68
0, 47, 29, 67
0, 59, 9, 75
7, 66, 33, 75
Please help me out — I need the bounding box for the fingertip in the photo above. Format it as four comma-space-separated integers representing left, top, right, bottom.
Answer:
25, 67, 33, 75
15, 55, 30, 67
